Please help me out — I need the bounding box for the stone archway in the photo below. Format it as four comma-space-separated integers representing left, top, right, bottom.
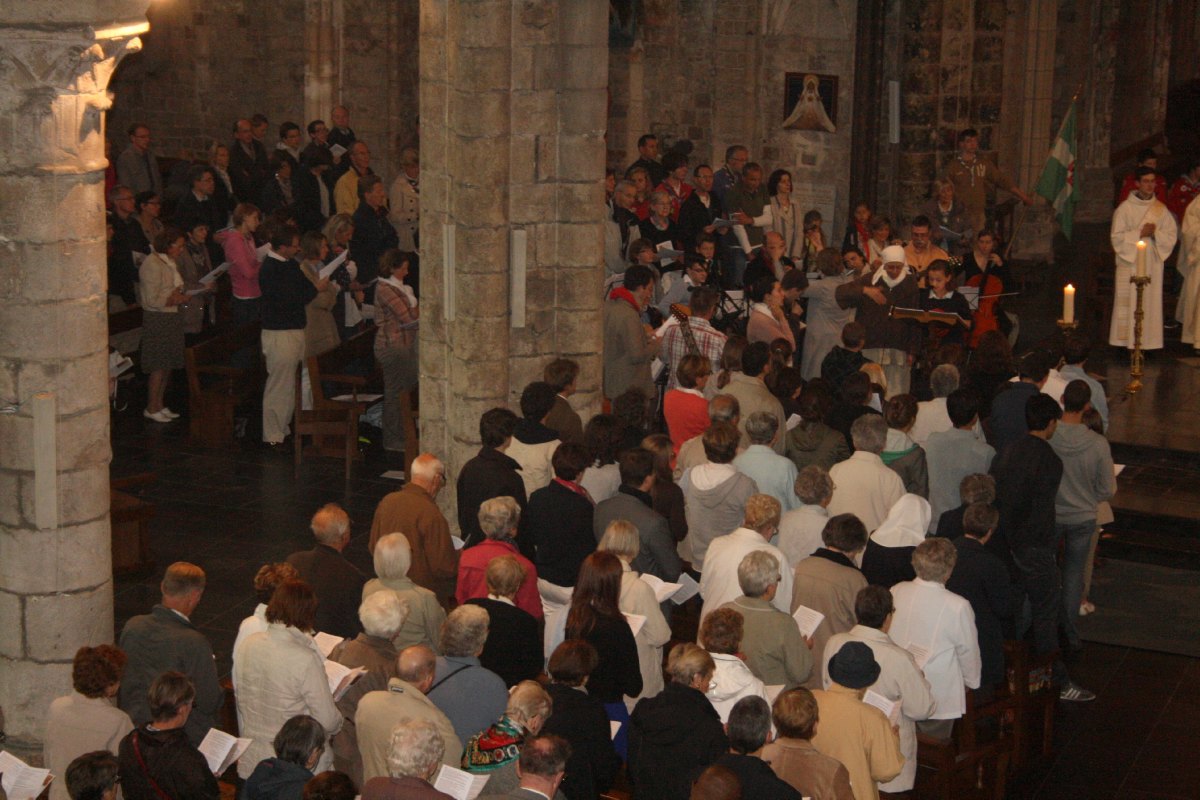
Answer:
0, 1, 150, 749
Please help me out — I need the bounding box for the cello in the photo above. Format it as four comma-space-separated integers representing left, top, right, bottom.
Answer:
961, 233, 1008, 348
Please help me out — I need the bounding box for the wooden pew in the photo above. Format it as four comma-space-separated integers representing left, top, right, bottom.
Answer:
916, 688, 1013, 800
110, 472, 156, 575
294, 326, 383, 480
183, 321, 264, 447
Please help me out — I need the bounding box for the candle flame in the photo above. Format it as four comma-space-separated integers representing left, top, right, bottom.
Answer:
1065, 284, 1074, 290
1137, 240, 1146, 248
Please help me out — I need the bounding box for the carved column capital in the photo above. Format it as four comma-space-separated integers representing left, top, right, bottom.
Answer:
0, 20, 147, 173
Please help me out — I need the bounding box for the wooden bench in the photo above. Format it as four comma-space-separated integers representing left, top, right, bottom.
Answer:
1001, 640, 1057, 770
184, 321, 264, 447
110, 472, 156, 575
294, 326, 385, 479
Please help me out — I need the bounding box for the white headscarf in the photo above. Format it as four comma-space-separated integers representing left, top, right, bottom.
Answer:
873, 244, 909, 288
871, 494, 932, 548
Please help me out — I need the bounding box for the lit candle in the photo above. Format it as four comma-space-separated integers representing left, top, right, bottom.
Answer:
1135, 240, 1147, 278
1063, 284, 1075, 324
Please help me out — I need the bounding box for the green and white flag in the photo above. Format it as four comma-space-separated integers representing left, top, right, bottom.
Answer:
1035, 101, 1079, 240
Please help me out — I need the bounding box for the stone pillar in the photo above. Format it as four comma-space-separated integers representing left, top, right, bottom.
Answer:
0, 3, 149, 749
419, 0, 607, 531
304, 0, 341, 129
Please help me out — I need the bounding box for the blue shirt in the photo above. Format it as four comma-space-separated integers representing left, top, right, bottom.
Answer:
1057, 364, 1109, 433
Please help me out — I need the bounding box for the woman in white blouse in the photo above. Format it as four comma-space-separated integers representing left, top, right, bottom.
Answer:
598, 520, 672, 711
888, 537, 982, 735
234, 580, 343, 779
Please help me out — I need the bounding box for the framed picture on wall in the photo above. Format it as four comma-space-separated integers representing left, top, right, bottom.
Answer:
783, 73, 838, 133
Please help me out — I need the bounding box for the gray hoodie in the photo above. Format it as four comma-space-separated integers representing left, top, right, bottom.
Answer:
682, 464, 759, 569
1048, 422, 1116, 524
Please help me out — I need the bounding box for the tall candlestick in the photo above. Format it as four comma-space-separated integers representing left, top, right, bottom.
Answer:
1063, 284, 1075, 324
1135, 240, 1147, 278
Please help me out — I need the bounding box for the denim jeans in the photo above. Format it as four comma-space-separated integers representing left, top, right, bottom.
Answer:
1056, 519, 1096, 648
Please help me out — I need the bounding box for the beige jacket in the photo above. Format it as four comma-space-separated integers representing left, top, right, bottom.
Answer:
721, 372, 787, 454
43, 692, 134, 800
791, 552, 868, 688
619, 565, 672, 709
138, 252, 182, 312
356, 678, 462, 782
811, 684, 905, 800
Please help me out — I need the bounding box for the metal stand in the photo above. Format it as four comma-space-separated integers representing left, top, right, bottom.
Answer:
1056, 319, 1079, 333
1127, 275, 1152, 393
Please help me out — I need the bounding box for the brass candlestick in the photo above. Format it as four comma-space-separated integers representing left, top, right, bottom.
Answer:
1127, 274, 1152, 393
1056, 319, 1079, 333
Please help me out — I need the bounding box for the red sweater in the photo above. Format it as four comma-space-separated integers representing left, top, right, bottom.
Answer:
664, 389, 710, 455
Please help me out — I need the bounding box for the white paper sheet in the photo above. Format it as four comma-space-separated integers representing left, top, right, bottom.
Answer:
324, 661, 367, 700
639, 574, 683, 604
623, 612, 647, 638
199, 262, 231, 284
318, 249, 349, 280
329, 143, 348, 159
906, 643, 930, 668
671, 572, 701, 604
1114, 464, 1126, 477
432, 765, 489, 800
792, 605, 825, 639
330, 394, 383, 403
610, 720, 622, 740
197, 728, 252, 775
0, 751, 52, 800
313, 632, 344, 658
786, 413, 802, 431
451, 536, 465, 551
380, 470, 406, 480
863, 689, 900, 724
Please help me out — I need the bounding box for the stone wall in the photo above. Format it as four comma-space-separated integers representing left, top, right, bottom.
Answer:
419, 0, 607, 530
607, 0, 859, 243
107, 0, 418, 178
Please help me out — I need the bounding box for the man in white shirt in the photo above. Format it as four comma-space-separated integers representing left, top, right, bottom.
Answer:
699, 495, 794, 625
823, 585, 935, 795
827, 414, 905, 531
888, 539, 981, 736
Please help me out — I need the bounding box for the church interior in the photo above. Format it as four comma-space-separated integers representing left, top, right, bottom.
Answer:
2, 1, 1200, 799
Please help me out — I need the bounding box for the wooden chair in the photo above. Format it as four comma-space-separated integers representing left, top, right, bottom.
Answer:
294, 327, 382, 479
183, 322, 264, 447
110, 472, 156, 575
1002, 640, 1057, 770
916, 688, 1013, 800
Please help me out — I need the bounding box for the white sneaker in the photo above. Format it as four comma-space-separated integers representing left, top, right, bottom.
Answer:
1079, 600, 1096, 616
1059, 682, 1096, 702
160, 407, 180, 419
143, 409, 172, 423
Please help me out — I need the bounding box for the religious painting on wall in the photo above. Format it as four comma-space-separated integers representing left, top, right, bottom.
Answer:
783, 73, 838, 133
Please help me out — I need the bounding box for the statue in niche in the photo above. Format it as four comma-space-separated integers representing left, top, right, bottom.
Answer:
783, 73, 838, 132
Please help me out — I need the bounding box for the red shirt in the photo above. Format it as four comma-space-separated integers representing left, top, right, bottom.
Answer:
455, 538, 543, 619
1167, 176, 1200, 221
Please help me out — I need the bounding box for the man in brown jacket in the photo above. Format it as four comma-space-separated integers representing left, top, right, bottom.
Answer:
369, 453, 458, 601
603, 264, 660, 400
790, 514, 869, 689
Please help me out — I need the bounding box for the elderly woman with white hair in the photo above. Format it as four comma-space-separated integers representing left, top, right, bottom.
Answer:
426, 604, 509, 746
720, 549, 812, 690
328, 591, 410, 678
597, 520, 672, 707
360, 718, 449, 800
455, 495, 543, 620
462, 681, 555, 795
861, 494, 932, 589
363, 532, 446, 650
889, 537, 981, 736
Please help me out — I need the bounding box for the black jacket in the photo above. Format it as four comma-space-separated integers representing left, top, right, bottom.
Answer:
987, 382, 1041, 455
456, 447, 527, 549
677, 191, 724, 253
860, 539, 917, 589
991, 434, 1062, 554
173, 192, 225, 233
947, 535, 1016, 688
567, 614, 642, 705
715, 752, 802, 800
107, 212, 140, 304
286, 544, 367, 638
349, 202, 399, 285
292, 168, 329, 233
229, 139, 270, 204
820, 347, 869, 394
260, 255, 318, 331
628, 682, 728, 800
118, 726, 219, 800
465, 597, 543, 687
241, 757, 313, 800
525, 481, 595, 586
542, 683, 621, 800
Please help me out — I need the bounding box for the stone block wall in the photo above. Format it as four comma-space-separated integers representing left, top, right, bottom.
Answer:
107, 0, 419, 179
420, 0, 607, 531
108, 0, 306, 159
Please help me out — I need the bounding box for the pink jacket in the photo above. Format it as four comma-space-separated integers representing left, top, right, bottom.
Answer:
221, 230, 262, 299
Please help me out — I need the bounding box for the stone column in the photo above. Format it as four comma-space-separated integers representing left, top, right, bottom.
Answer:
0, 2, 149, 750
419, 0, 607, 530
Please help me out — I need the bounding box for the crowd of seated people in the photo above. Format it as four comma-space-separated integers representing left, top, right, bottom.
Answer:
69, 124, 1121, 800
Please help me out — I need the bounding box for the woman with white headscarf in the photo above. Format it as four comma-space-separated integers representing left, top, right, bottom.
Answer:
861, 494, 931, 588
